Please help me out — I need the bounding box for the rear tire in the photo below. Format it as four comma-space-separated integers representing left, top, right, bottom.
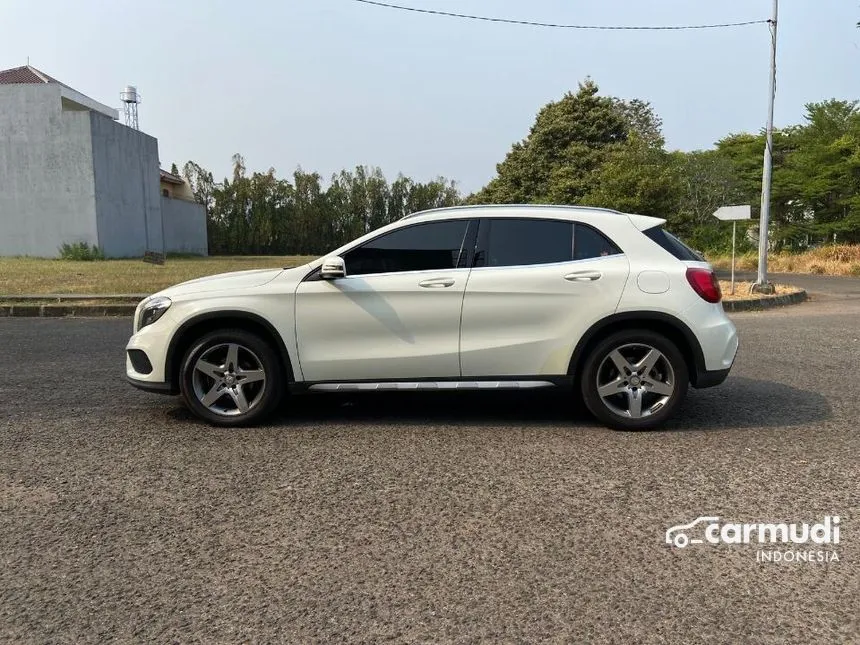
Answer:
580, 329, 688, 431
179, 328, 284, 427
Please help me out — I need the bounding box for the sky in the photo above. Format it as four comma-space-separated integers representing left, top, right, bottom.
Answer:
1, 0, 858, 194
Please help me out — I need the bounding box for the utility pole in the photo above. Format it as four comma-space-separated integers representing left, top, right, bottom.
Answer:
753, 0, 778, 294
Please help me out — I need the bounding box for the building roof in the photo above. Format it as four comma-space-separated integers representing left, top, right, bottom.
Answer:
0, 64, 119, 120
160, 169, 185, 185
0, 65, 60, 84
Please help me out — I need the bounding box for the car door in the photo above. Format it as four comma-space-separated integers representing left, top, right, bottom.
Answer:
459, 217, 630, 377
295, 218, 476, 382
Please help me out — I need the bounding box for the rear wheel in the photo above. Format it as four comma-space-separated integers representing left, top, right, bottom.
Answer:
580, 329, 688, 430
179, 329, 283, 426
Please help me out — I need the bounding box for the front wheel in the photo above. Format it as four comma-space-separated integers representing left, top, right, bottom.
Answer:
179, 329, 284, 427
580, 329, 689, 431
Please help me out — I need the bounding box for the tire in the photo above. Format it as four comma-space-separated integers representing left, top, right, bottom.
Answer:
179, 328, 284, 427
580, 329, 689, 431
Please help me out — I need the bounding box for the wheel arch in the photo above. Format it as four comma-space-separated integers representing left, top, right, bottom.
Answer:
567, 311, 706, 386
165, 311, 295, 393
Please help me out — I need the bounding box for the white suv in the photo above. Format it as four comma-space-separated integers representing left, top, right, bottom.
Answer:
126, 205, 738, 430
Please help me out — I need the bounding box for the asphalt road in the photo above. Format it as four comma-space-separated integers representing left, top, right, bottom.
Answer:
2, 279, 859, 644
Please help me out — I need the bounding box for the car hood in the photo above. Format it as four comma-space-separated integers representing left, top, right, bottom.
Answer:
156, 267, 289, 298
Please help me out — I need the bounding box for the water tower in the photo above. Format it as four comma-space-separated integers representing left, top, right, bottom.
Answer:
120, 85, 141, 130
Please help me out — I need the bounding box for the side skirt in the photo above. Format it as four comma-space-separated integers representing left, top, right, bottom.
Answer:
290, 376, 572, 394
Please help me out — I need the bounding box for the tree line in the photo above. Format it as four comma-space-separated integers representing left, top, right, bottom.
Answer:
180, 80, 860, 256
180, 157, 458, 256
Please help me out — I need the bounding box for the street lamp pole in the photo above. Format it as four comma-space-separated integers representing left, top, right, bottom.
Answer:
753, 0, 778, 294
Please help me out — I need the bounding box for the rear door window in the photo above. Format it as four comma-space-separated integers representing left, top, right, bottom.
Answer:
479, 219, 573, 267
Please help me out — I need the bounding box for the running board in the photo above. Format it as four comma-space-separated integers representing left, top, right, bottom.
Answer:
307, 380, 557, 392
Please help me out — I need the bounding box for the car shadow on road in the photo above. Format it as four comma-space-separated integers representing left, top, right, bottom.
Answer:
260, 375, 829, 431
669, 376, 831, 430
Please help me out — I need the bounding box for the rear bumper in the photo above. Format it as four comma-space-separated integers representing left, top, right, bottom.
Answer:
691, 332, 737, 389
692, 366, 731, 389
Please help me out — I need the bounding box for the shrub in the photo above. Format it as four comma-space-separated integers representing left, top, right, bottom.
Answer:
58, 242, 105, 261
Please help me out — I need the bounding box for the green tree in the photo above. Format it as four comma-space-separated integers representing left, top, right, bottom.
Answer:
581, 135, 678, 219
611, 97, 665, 148
715, 100, 860, 248
472, 80, 630, 204
182, 161, 216, 211
668, 149, 751, 253
780, 100, 860, 244
471, 80, 667, 206
715, 130, 798, 249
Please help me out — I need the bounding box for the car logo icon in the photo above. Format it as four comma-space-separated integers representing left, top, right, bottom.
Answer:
665, 516, 720, 548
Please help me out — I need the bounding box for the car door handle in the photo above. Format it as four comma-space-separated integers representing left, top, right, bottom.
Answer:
564, 270, 602, 282
419, 278, 455, 288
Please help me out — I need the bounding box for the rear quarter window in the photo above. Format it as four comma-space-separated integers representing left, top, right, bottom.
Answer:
574, 223, 622, 260
644, 227, 704, 262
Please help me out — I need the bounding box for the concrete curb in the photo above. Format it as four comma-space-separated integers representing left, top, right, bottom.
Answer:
0, 294, 146, 303
0, 304, 136, 318
722, 289, 808, 312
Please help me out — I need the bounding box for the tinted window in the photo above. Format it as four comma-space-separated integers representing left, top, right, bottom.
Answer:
574, 224, 622, 260
483, 219, 573, 267
644, 227, 704, 261
344, 220, 469, 275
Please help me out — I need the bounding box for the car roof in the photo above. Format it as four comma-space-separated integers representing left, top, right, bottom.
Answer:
403, 204, 665, 231
404, 204, 622, 219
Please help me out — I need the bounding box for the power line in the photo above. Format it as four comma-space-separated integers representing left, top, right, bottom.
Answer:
351, 0, 769, 31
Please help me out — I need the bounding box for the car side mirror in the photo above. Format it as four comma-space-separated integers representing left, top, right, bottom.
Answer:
320, 256, 346, 280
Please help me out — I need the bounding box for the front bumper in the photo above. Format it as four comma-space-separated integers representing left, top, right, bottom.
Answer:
126, 374, 176, 394
126, 308, 176, 391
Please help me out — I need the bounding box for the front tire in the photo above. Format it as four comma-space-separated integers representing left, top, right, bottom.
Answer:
179, 329, 284, 427
580, 329, 688, 431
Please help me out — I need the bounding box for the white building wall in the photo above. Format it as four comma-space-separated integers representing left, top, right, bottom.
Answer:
90, 113, 162, 257
0, 84, 98, 257
162, 196, 208, 255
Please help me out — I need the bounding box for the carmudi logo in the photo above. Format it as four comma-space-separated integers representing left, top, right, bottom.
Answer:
665, 515, 841, 563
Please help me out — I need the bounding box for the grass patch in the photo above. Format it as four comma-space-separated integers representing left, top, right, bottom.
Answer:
0, 256, 316, 296
58, 242, 105, 261
708, 245, 860, 276
719, 281, 801, 301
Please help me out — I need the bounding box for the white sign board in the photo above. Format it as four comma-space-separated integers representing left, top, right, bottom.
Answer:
713, 205, 751, 221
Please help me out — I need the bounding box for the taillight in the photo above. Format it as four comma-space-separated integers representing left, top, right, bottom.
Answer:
685, 267, 722, 303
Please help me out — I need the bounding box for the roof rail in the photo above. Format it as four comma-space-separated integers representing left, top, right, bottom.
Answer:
402, 204, 623, 219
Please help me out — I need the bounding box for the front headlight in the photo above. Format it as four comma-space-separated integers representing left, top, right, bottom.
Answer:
139, 296, 172, 329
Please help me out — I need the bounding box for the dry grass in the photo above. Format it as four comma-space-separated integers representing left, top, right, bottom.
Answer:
719, 280, 800, 301
708, 245, 860, 276
0, 256, 316, 296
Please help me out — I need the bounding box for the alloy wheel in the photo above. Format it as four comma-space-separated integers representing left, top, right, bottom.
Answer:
595, 343, 676, 419
191, 343, 267, 416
